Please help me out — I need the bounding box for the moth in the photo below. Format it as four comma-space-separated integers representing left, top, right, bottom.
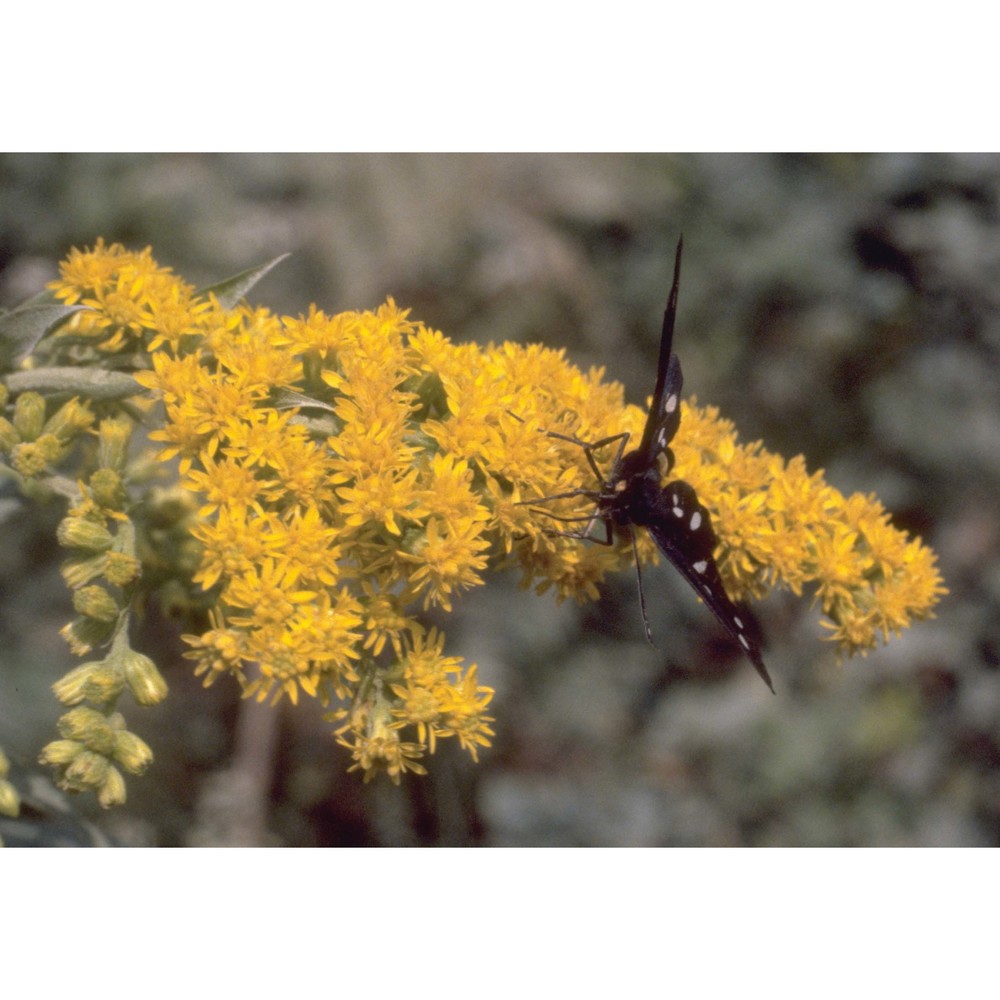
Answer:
531, 238, 773, 691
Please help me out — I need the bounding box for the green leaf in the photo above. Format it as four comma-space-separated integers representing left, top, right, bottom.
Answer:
3, 368, 141, 400
0, 304, 89, 371
197, 253, 290, 310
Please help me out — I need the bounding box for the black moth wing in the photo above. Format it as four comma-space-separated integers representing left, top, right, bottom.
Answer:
645, 479, 774, 693
636, 350, 683, 474
634, 236, 685, 470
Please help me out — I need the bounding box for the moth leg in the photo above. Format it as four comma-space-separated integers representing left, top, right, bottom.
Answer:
517, 416, 630, 486
582, 432, 630, 485
514, 487, 601, 506
526, 509, 601, 524
526, 430, 629, 536
531, 507, 614, 545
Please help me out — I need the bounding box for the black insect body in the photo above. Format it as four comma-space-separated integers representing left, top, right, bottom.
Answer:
535, 238, 774, 692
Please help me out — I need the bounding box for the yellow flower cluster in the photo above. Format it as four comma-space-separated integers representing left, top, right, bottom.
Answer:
51, 237, 212, 354
671, 404, 947, 657
42, 240, 946, 781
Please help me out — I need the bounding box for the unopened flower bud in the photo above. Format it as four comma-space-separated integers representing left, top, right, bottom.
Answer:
73, 585, 119, 623
82, 663, 126, 704
57, 707, 116, 755
52, 661, 104, 705
122, 650, 168, 706
0, 779, 19, 818
35, 434, 70, 465
13, 391, 46, 441
113, 730, 154, 774
35, 432, 68, 464
98, 766, 127, 808
45, 398, 95, 442
61, 554, 107, 590
38, 738, 83, 767
88, 468, 126, 509
61, 616, 114, 656
57, 517, 114, 553
103, 551, 141, 587
97, 417, 131, 472
64, 750, 110, 791
0, 417, 18, 452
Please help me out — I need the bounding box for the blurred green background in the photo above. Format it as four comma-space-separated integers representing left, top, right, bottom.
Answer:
0, 152, 996, 846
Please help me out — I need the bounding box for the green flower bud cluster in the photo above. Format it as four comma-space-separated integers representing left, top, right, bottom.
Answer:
39, 706, 152, 809
41, 641, 166, 807
0, 392, 95, 481
0, 750, 20, 844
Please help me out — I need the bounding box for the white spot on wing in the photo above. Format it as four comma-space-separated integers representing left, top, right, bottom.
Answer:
739, 634, 750, 650
690, 511, 702, 531
673, 506, 683, 518
733, 616, 743, 629
665, 393, 678, 414
693, 560, 708, 574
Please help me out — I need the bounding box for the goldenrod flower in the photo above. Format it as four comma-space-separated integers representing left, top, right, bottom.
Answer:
387, 628, 495, 756
182, 608, 246, 686
49, 238, 209, 355
43, 239, 946, 785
